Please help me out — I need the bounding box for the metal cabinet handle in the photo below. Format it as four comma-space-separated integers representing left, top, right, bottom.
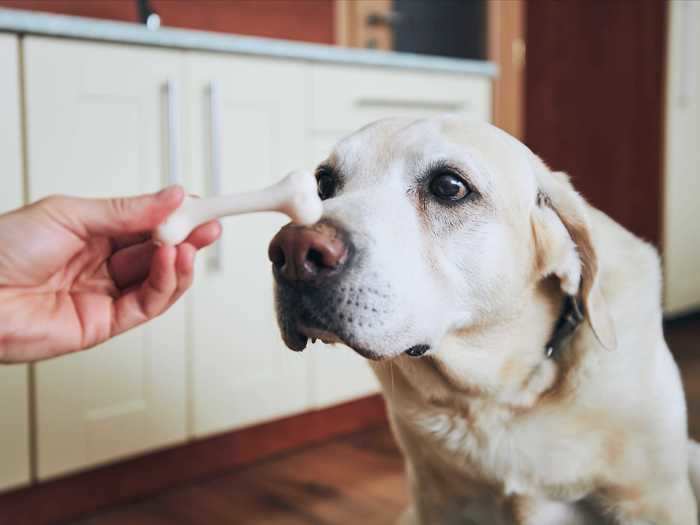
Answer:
207, 82, 223, 271
163, 80, 181, 185
355, 97, 465, 112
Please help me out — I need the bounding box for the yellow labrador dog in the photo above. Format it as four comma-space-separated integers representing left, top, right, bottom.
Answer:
269, 116, 700, 525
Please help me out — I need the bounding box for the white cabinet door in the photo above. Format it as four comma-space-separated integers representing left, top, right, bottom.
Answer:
0, 34, 31, 492
664, 1, 700, 315
187, 54, 309, 437
24, 37, 188, 479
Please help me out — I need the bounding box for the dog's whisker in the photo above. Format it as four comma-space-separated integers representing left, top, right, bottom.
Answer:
390, 360, 395, 396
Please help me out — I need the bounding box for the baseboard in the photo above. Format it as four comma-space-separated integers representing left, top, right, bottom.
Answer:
0, 394, 387, 525
664, 308, 700, 325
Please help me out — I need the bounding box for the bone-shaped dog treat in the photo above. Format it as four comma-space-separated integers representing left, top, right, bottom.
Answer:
154, 171, 322, 245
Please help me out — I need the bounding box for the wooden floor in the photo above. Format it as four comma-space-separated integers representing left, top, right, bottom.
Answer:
71, 315, 700, 525
70, 425, 408, 525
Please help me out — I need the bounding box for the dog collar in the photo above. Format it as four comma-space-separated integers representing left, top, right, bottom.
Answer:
545, 295, 584, 359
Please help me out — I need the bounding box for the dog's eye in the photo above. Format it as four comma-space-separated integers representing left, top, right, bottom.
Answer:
316, 169, 337, 200
429, 172, 470, 201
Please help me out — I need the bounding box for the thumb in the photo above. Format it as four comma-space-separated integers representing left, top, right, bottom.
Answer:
48, 186, 185, 238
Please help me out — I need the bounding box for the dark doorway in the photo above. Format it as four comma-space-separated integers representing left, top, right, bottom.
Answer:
392, 0, 486, 60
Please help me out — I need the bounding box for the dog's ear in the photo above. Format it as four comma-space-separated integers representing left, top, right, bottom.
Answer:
531, 164, 617, 351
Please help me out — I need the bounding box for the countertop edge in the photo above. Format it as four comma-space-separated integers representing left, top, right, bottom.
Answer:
0, 8, 498, 77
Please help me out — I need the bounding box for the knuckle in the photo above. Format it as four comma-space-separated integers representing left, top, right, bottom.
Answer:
109, 198, 136, 229
139, 292, 161, 320
176, 279, 192, 299
145, 304, 163, 320
110, 197, 131, 215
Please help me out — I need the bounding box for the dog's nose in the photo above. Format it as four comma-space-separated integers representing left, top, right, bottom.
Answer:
268, 222, 348, 282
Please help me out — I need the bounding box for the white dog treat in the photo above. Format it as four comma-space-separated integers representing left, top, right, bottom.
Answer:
154, 171, 322, 245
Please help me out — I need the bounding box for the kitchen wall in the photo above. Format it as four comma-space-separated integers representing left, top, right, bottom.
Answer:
0, 0, 336, 43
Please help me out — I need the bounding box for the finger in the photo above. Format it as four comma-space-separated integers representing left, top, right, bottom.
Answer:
170, 243, 196, 304
111, 245, 177, 334
108, 241, 157, 289
129, 244, 195, 317
109, 220, 219, 289
177, 242, 196, 275
44, 186, 184, 239
145, 246, 179, 313
184, 220, 222, 250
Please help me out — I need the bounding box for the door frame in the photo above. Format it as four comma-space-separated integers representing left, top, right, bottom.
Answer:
488, 0, 525, 138
333, 0, 525, 138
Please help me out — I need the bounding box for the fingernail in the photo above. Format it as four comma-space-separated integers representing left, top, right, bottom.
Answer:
157, 185, 183, 202
157, 185, 176, 197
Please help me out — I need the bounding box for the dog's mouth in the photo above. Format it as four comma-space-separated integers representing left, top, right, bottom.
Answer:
274, 271, 431, 360
282, 321, 342, 352
278, 299, 431, 361
282, 305, 386, 361
297, 325, 343, 346
273, 268, 389, 360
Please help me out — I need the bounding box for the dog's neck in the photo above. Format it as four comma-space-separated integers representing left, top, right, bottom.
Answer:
389, 277, 586, 411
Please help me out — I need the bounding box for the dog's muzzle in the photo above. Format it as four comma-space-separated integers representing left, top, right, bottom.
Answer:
269, 222, 432, 360
269, 221, 356, 352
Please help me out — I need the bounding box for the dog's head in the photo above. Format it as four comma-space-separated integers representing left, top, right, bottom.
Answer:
270, 116, 615, 360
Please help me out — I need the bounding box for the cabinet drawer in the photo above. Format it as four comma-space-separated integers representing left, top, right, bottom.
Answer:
310, 64, 491, 133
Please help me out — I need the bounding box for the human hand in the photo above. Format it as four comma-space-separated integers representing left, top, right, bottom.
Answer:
0, 187, 221, 363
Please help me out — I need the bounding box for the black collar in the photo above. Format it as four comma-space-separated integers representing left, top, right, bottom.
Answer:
545, 295, 584, 359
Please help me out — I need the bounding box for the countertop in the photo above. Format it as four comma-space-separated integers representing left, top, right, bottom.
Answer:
0, 8, 497, 77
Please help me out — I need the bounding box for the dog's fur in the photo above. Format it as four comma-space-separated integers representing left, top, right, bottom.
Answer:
272, 116, 699, 524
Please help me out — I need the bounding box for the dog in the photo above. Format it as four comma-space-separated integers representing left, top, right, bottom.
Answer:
269, 116, 700, 524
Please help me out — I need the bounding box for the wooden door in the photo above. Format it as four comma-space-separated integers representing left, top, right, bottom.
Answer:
0, 34, 31, 492
24, 37, 188, 479
186, 53, 310, 437
525, 0, 666, 246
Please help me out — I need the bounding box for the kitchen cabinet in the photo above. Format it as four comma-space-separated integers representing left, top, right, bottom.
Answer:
11, 21, 492, 478
664, 1, 700, 315
186, 53, 311, 436
306, 65, 492, 408
0, 34, 31, 492
23, 37, 189, 479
